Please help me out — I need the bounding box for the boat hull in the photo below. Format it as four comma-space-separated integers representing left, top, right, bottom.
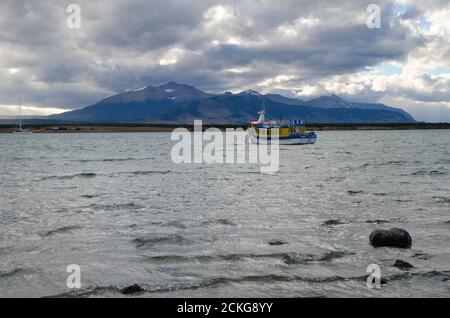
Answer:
12, 131, 32, 134
249, 134, 317, 145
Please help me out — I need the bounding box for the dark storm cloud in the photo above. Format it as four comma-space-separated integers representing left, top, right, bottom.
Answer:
83, 1, 211, 51
0, 0, 448, 121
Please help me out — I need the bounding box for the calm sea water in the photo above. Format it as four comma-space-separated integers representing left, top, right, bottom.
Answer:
0, 130, 449, 298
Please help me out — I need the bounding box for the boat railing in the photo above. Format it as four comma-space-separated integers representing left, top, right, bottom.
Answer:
257, 119, 306, 128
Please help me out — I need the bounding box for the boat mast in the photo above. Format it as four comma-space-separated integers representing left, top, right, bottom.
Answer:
18, 98, 22, 132
257, 99, 266, 124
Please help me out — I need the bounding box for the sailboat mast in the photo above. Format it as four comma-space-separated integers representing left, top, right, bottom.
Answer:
19, 98, 22, 131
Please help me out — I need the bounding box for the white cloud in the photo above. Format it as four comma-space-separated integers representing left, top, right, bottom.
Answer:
159, 47, 185, 66
203, 5, 236, 25
277, 15, 320, 37
225, 66, 253, 74
0, 104, 67, 116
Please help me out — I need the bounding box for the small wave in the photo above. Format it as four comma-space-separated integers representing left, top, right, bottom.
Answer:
323, 219, 346, 226
326, 176, 346, 181
41, 173, 97, 181
268, 240, 287, 246
87, 202, 144, 212
157, 274, 361, 291
45, 286, 121, 298
391, 217, 407, 223
381, 270, 450, 284
112, 170, 174, 177
201, 219, 236, 226
283, 253, 318, 264
77, 157, 157, 163
80, 194, 96, 199
412, 170, 446, 176
319, 251, 350, 262
163, 221, 186, 229
46, 276, 346, 297
0, 246, 13, 257
66, 173, 97, 179
282, 251, 349, 264
366, 219, 390, 224
238, 171, 262, 175
47, 269, 450, 297
144, 255, 193, 262
337, 151, 353, 155
143, 253, 285, 263
412, 253, 431, 260
129, 170, 172, 176
132, 235, 189, 248
433, 196, 450, 204
394, 199, 412, 203
376, 160, 407, 166
0, 268, 22, 278
101, 158, 135, 162
43, 225, 83, 237
48, 272, 375, 297
77, 158, 134, 163
372, 192, 386, 196
347, 190, 363, 195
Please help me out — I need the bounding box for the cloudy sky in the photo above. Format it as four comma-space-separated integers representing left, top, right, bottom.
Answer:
1, 0, 450, 122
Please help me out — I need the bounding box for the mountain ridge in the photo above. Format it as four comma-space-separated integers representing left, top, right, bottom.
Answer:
51, 82, 416, 124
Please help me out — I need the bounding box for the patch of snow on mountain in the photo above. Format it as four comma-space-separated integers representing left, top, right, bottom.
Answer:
132, 85, 149, 92
241, 89, 261, 96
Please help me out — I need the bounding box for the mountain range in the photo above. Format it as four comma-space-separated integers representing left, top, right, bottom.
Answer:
51, 82, 416, 124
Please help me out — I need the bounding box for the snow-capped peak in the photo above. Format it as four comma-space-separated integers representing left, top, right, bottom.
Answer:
240, 89, 262, 96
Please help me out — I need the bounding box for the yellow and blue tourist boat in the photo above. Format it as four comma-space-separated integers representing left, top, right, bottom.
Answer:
249, 104, 317, 145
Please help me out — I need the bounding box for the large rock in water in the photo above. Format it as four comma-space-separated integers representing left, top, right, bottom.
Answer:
369, 228, 412, 248
121, 284, 144, 295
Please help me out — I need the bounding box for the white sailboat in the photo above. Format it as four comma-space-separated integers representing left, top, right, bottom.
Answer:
13, 98, 32, 134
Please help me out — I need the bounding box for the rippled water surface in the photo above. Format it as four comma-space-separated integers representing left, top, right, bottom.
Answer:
0, 130, 449, 297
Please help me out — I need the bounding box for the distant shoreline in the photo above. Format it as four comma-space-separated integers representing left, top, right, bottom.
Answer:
1, 122, 450, 133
